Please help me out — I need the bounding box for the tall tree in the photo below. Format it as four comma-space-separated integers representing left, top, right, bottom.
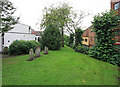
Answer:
75, 28, 83, 46
0, 0, 19, 50
41, 24, 61, 50
41, 3, 72, 47
69, 33, 74, 46
65, 11, 89, 46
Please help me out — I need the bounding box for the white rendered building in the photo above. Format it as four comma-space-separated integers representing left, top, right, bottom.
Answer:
0, 23, 36, 52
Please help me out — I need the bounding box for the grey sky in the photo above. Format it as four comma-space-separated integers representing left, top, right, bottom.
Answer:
10, 0, 111, 30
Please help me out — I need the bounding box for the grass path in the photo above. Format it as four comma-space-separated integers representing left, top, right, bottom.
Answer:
2, 46, 119, 85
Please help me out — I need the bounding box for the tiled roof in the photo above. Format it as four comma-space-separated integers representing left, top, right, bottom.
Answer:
31, 29, 43, 36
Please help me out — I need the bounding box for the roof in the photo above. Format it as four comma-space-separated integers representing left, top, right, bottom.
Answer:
31, 29, 43, 36
111, 0, 120, 2
82, 28, 89, 37
18, 23, 31, 27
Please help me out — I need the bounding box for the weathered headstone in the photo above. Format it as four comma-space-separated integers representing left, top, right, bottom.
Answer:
27, 48, 34, 61
44, 46, 47, 53
43, 46, 48, 55
35, 46, 41, 58
47, 47, 48, 52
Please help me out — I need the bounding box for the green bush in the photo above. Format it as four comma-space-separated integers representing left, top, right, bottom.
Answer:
38, 37, 44, 51
64, 35, 70, 46
72, 43, 76, 49
2, 46, 9, 54
26, 41, 40, 52
41, 24, 61, 50
9, 40, 40, 55
75, 44, 89, 55
69, 34, 74, 46
75, 28, 83, 46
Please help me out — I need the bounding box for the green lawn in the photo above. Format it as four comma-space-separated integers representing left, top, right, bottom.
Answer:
2, 46, 119, 85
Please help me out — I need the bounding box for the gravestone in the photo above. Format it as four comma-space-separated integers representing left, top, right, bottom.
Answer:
44, 46, 47, 53
47, 47, 48, 52
35, 46, 41, 58
43, 46, 48, 55
27, 48, 34, 61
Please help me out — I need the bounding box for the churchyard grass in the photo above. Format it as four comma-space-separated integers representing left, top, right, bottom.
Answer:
2, 46, 119, 85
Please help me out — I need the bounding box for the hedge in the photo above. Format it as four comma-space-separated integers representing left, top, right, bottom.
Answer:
9, 40, 40, 55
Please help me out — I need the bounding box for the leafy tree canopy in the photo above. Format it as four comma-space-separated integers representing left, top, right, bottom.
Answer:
0, 0, 19, 35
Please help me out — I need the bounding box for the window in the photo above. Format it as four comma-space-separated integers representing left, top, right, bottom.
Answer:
115, 29, 120, 36
85, 39, 87, 42
29, 26, 31, 33
38, 37, 40, 42
114, 2, 119, 10
91, 36, 92, 41
87, 33, 88, 36
91, 29, 93, 32
35, 37, 37, 41
2, 37, 4, 45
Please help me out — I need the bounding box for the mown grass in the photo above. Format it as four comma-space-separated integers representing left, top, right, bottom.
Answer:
2, 46, 119, 85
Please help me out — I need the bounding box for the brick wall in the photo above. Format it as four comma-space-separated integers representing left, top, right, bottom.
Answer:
111, 0, 120, 42
88, 28, 96, 46
82, 27, 96, 48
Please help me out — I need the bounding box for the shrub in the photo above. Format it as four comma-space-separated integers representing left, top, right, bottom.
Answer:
2, 46, 9, 54
64, 35, 70, 46
41, 24, 61, 50
72, 43, 76, 49
75, 44, 89, 55
75, 28, 83, 46
38, 37, 44, 51
69, 34, 74, 46
9, 40, 40, 55
26, 41, 40, 52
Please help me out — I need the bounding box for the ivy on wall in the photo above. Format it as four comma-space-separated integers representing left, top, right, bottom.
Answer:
90, 11, 120, 66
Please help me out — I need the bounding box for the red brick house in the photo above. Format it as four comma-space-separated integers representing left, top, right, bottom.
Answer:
82, 0, 120, 47
82, 26, 96, 48
111, 0, 120, 45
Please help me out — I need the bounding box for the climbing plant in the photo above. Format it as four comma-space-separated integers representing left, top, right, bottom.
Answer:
90, 10, 120, 66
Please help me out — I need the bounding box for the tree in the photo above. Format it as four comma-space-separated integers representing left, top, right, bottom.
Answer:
41, 3, 72, 47
75, 28, 83, 46
0, 0, 19, 50
69, 33, 74, 46
64, 35, 70, 46
90, 10, 120, 66
41, 24, 61, 50
65, 11, 89, 33
65, 11, 89, 47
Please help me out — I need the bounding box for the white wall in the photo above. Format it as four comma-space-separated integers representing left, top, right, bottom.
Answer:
2, 23, 36, 48
8, 24, 31, 34
35, 36, 41, 42
3, 32, 35, 47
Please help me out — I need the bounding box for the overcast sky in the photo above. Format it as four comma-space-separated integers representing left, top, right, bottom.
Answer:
9, 0, 111, 30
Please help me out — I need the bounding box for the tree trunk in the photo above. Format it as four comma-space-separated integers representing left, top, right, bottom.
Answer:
75, 37, 77, 47
75, 30, 77, 47
1, 32, 4, 52
62, 28, 64, 47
